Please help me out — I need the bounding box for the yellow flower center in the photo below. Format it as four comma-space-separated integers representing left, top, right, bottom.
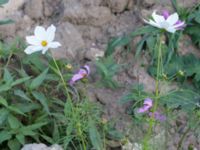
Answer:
41, 40, 48, 47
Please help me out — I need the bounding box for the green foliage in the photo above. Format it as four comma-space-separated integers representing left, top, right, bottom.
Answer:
120, 84, 148, 105
105, 23, 182, 66
0, 39, 112, 150
0, 0, 9, 5
160, 89, 200, 111
148, 54, 200, 89
185, 3, 200, 48
95, 56, 120, 89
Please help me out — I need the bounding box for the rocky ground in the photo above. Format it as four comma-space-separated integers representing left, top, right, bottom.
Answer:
0, 0, 200, 149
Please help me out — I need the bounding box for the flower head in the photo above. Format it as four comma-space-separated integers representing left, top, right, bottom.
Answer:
69, 65, 90, 85
25, 25, 61, 54
137, 98, 153, 113
137, 98, 166, 122
144, 10, 186, 33
149, 111, 166, 122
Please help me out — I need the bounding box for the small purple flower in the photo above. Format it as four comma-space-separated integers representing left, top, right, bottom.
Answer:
137, 98, 153, 113
149, 111, 166, 122
69, 65, 90, 85
137, 98, 166, 122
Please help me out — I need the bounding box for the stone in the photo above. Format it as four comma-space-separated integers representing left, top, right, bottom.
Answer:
80, 0, 102, 6
106, 0, 129, 13
76, 25, 103, 42
84, 44, 105, 61
52, 22, 85, 60
21, 144, 63, 150
127, 0, 134, 10
86, 6, 112, 26
43, 0, 62, 17
0, 20, 16, 38
0, 11, 22, 38
21, 143, 47, 150
63, 2, 112, 26
178, 35, 200, 58
0, 0, 25, 18
142, 0, 156, 8
24, 0, 44, 19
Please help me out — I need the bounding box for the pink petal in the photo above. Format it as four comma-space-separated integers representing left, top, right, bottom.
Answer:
144, 98, 153, 107
162, 10, 170, 19
149, 111, 166, 121
70, 74, 84, 85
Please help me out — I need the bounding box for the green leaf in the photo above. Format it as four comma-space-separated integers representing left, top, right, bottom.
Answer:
0, 19, 14, 25
135, 37, 146, 57
11, 76, 31, 87
170, 0, 179, 12
14, 90, 31, 102
16, 103, 40, 113
105, 26, 158, 56
0, 96, 8, 107
8, 114, 21, 129
89, 119, 103, 150
0, 109, 9, 125
16, 134, 25, 145
0, 0, 9, 5
8, 139, 21, 150
161, 89, 199, 111
106, 36, 131, 56
53, 121, 60, 142
0, 131, 12, 144
0, 84, 11, 93
41, 135, 54, 144
3, 68, 13, 84
20, 129, 36, 136
22, 122, 47, 131
32, 91, 50, 114
8, 106, 26, 116
130, 26, 158, 37
30, 68, 49, 90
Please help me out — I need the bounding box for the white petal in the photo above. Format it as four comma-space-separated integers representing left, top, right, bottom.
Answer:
26, 36, 40, 46
34, 26, 47, 41
48, 42, 61, 48
24, 45, 43, 54
42, 47, 49, 54
166, 27, 176, 33
152, 11, 165, 24
166, 13, 179, 25
144, 19, 161, 28
46, 24, 56, 42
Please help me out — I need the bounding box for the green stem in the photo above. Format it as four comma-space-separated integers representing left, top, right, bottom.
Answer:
51, 53, 87, 149
51, 54, 71, 100
77, 123, 87, 150
143, 36, 163, 150
5, 52, 12, 67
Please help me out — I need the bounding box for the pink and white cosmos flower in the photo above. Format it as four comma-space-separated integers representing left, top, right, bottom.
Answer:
144, 10, 186, 33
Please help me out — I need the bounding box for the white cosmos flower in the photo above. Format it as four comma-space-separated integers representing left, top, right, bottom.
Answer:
144, 11, 185, 33
24, 25, 61, 54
